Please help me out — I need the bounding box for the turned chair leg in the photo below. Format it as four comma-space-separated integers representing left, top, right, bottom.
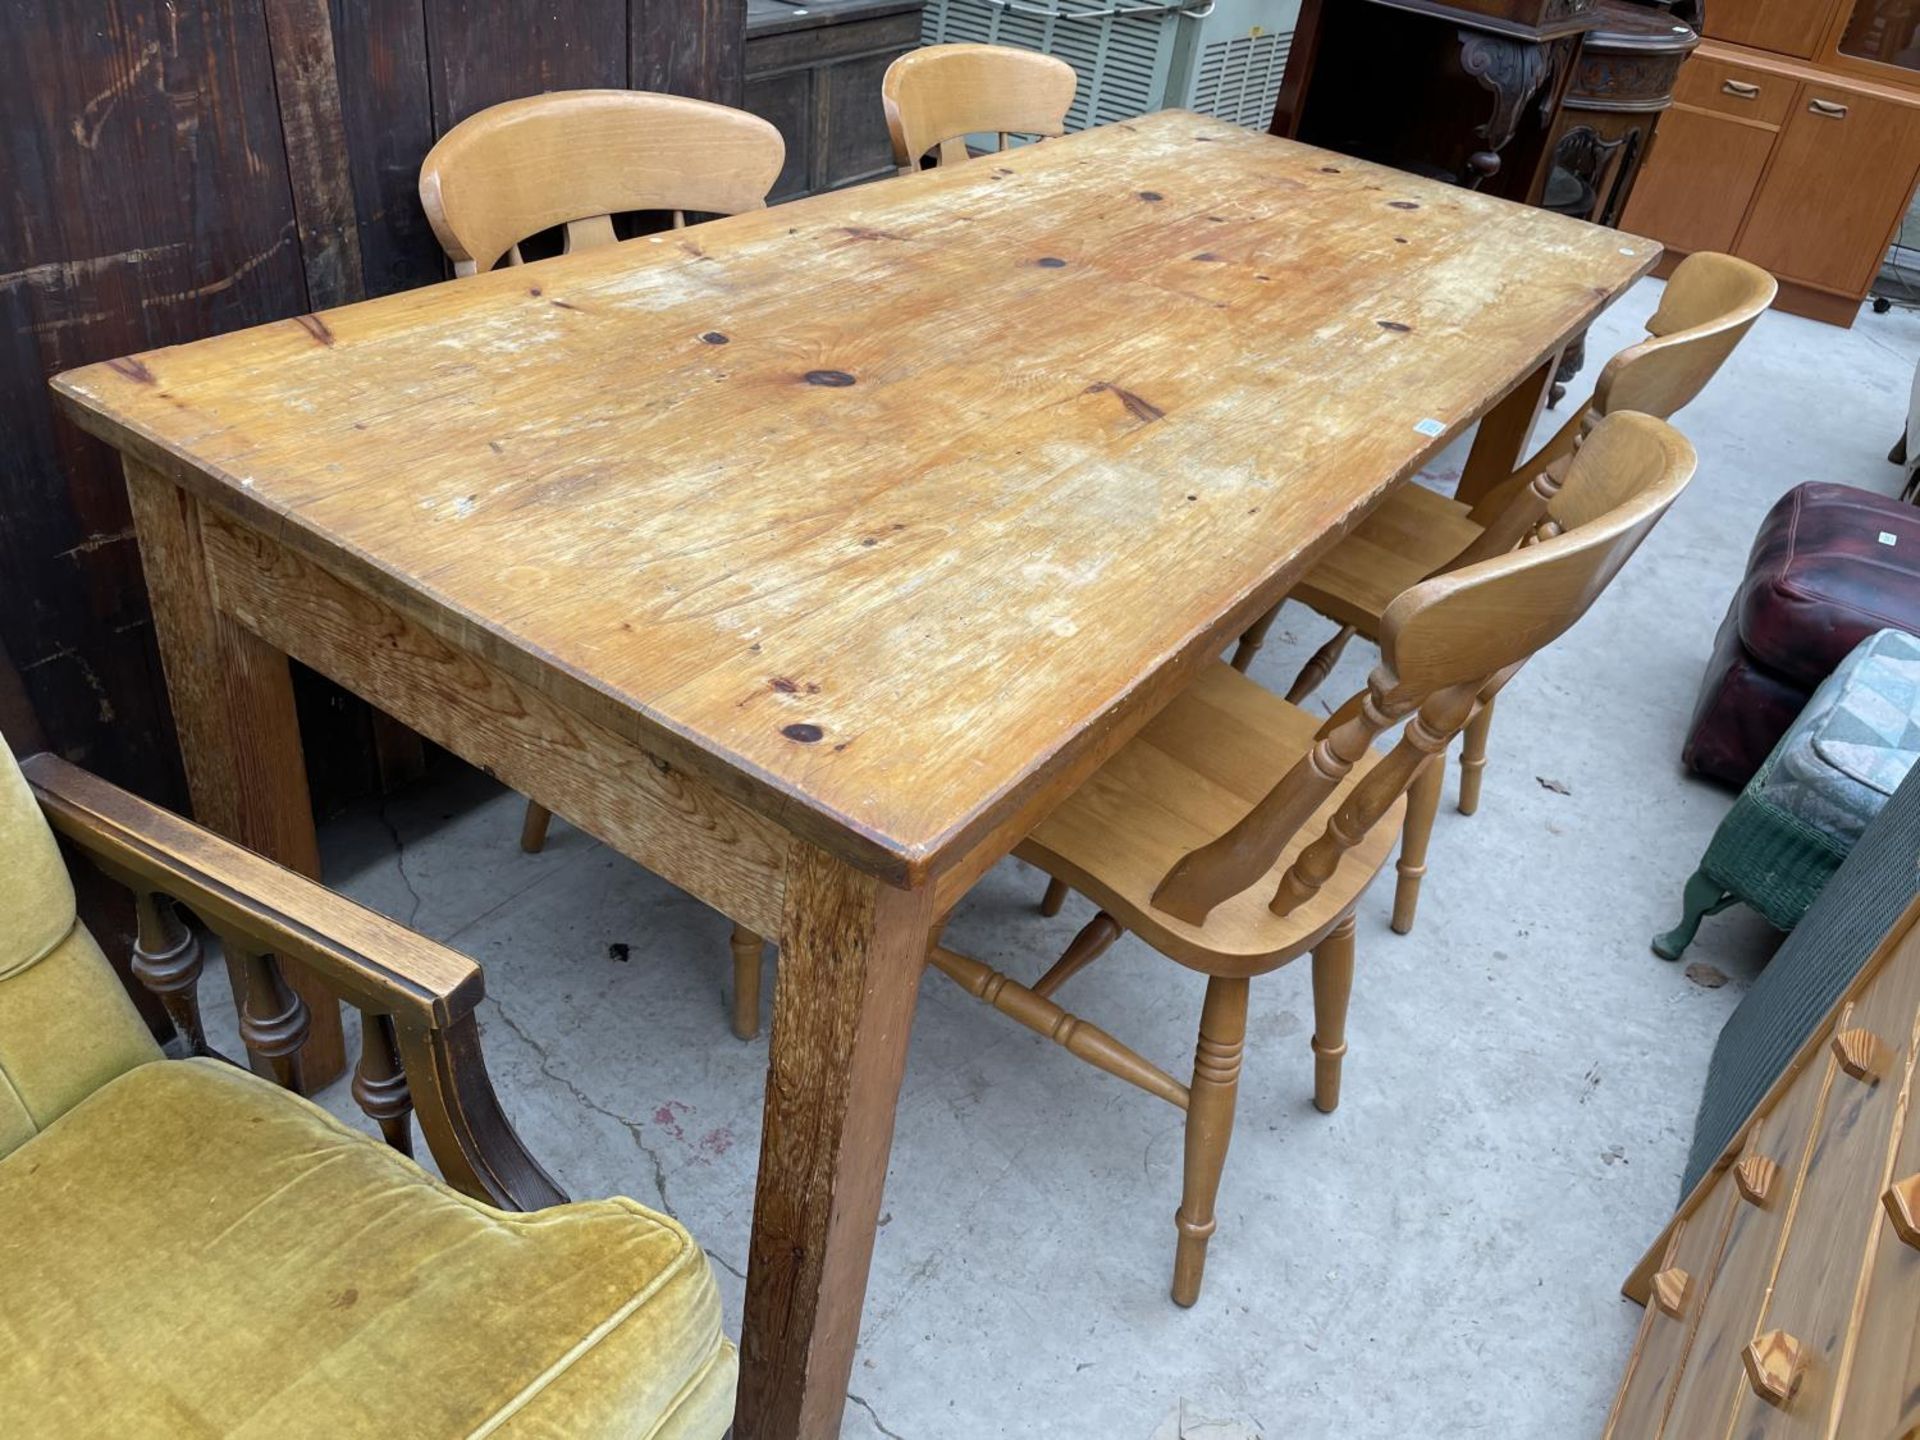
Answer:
1651, 871, 1736, 962
1172, 974, 1249, 1308
730, 925, 765, 1040
1392, 756, 1444, 935
1039, 877, 1070, 917
1230, 604, 1283, 673
1285, 624, 1357, 706
520, 800, 553, 854
1458, 696, 1496, 817
1311, 914, 1356, 1114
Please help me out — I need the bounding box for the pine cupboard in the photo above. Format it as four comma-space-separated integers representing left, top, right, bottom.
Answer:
1622, 0, 1920, 325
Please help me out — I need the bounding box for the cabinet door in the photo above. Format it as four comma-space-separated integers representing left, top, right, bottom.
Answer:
1709, 0, 1839, 58
1622, 104, 1781, 254
1740, 86, 1920, 295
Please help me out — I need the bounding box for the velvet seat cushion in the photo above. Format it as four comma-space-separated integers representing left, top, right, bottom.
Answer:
0, 1057, 736, 1439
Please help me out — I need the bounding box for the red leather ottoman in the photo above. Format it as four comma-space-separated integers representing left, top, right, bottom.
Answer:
1685, 483, 1920, 787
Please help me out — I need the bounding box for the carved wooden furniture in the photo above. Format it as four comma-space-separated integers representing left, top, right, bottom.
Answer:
1270, 0, 1602, 206
1539, 0, 1700, 397
940, 412, 1699, 1306
419, 89, 785, 1043
1234, 252, 1774, 933
0, 739, 735, 1437
52, 111, 1656, 1439
1607, 887, 1920, 1438
746, 0, 927, 202
881, 42, 1078, 172
1623, 0, 1920, 326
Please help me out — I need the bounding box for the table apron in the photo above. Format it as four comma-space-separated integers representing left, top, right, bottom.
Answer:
201, 509, 792, 939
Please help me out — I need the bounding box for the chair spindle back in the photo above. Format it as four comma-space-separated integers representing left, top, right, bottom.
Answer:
882, 44, 1078, 174
1153, 412, 1698, 925
419, 90, 785, 276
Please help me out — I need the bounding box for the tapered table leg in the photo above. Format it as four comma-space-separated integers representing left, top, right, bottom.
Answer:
1454, 349, 1562, 507
735, 844, 935, 1440
123, 459, 345, 1088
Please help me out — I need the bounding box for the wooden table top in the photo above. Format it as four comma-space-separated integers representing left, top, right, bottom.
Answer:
56, 110, 1658, 886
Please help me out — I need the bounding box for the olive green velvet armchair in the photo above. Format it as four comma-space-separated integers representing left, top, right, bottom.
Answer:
0, 739, 736, 1438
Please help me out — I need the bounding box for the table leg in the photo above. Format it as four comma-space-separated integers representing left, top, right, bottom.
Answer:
1453, 349, 1562, 507
736, 844, 935, 1439
124, 459, 346, 1088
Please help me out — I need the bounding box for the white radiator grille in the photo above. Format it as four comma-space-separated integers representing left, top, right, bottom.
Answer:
1188, 29, 1292, 129
920, 0, 1186, 131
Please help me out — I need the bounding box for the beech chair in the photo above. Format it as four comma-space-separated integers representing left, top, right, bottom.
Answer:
1228, 251, 1774, 933
882, 43, 1078, 174
420, 89, 784, 1039
937, 413, 1698, 1306
0, 740, 734, 1436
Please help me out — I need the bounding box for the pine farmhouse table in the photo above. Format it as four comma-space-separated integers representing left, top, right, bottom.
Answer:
54, 109, 1657, 1438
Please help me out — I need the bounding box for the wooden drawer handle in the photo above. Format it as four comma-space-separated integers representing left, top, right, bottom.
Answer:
1735, 1154, 1780, 1207
1651, 1265, 1691, 1318
1886, 1174, 1920, 1250
1743, 1330, 1806, 1408
1722, 80, 1761, 99
1832, 1026, 1890, 1084
1810, 99, 1850, 119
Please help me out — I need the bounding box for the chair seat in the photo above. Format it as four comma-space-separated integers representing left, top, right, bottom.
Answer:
1291, 483, 1484, 630
0, 1057, 735, 1440
1019, 662, 1405, 972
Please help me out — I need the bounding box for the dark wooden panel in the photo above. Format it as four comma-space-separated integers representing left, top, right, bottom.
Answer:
327, 0, 444, 296
634, 0, 747, 103
821, 48, 901, 190
745, 68, 816, 201
425, 0, 630, 129
263, 0, 366, 309
0, 0, 310, 805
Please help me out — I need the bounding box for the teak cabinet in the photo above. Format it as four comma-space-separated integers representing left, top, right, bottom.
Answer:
1622, 0, 1920, 325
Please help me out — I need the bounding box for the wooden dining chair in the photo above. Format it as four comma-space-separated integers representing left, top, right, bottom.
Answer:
419, 90, 783, 1039
882, 43, 1078, 174
1227, 252, 1774, 933
939, 412, 1698, 1306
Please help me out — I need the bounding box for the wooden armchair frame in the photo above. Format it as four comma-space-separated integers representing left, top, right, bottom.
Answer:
23, 751, 564, 1213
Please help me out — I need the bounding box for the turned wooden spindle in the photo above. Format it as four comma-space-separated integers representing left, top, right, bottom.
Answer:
1038, 877, 1070, 918
1743, 1330, 1806, 1408
352, 1011, 415, 1155
1152, 673, 1408, 925
1271, 682, 1479, 918
1883, 1173, 1920, 1250
1734, 1153, 1780, 1208
1650, 1265, 1691, 1319
131, 891, 210, 1056
232, 942, 312, 1092
729, 925, 764, 1041
1283, 624, 1356, 705
1171, 976, 1249, 1307
1229, 604, 1284, 674
1032, 911, 1121, 999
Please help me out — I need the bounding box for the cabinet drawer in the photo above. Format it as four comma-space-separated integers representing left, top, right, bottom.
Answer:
1740, 85, 1920, 297
1658, 1061, 1830, 1438
1726, 1014, 1912, 1431
1676, 55, 1798, 128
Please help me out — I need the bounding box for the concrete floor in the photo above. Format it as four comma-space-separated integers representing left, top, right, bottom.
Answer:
248, 281, 1920, 1437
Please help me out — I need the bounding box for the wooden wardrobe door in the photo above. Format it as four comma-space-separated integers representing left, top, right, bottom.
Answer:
1740, 85, 1920, 295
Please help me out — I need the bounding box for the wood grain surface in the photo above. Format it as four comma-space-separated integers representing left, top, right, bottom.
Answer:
56, 110, 1657, 886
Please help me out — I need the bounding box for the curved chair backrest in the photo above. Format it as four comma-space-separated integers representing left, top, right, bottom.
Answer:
882, 44, 1078, 174
1469, 251, 1771, 527
419, 90, 786, 275
1152, 413, 1697, 925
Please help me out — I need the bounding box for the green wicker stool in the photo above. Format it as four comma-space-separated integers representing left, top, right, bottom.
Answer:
1655, 628, 1920, 961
